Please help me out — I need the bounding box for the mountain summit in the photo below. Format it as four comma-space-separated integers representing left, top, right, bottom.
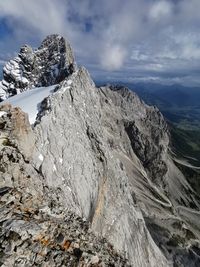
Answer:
0, 34, 75, 100
0, 35, 200, 267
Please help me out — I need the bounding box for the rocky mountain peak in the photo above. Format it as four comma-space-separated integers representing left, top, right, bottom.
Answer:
0, 35, 200, 267
0, 34, 75, 100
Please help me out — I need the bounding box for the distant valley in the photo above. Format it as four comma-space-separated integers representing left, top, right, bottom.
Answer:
97, 82, 200, 130
97, 81, 200, 166
130, 83, 200, 167
131, 83, 200, 131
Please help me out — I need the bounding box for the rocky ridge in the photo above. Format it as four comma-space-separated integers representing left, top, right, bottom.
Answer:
0, 34, 75, 100
0, 35, 200, 267
0, 104, 130, 267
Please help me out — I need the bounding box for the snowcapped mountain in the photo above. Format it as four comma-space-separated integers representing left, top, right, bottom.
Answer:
0, 34, 75, 100
0, 35, 200, 267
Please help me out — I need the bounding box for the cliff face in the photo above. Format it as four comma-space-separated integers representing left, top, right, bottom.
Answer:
0, 35, 200, 267
0, 104, 130, 267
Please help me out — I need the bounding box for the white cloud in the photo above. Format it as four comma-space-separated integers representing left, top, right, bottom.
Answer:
0, 0, 70, 37
149, 0, 173, 21
100, 44, 127, 71
0, 0, 149, 71
0, 0, 200, 85
172, 33, 200, 60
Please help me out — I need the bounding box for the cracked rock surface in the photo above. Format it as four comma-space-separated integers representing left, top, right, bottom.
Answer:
0, 105, 130, 267
0, 35, 200, 267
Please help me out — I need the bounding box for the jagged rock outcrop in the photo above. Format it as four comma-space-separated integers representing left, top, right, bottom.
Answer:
105, 85, 169, 184
0, 34, 75, 100
1, 35, 200, 267
0, 105, 130, 267
0, 103, 35, 159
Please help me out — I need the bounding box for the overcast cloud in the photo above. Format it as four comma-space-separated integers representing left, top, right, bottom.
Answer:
0, 0, 200, 86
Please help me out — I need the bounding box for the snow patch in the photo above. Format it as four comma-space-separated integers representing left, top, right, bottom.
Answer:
0, 111, 7, 117
0, 85, 57, 124
67, 80, 72, 85
2, 80, 9, 87
38, 154, 44, 161
62, 85, 70, 93
53, 164, 57, 172
59, 158, 63, 164
67, 186, 72, 192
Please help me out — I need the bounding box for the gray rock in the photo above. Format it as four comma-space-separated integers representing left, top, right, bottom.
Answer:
0, 34, 76, 99
0, 35, 200, 267
0, 106, 130, 267
33, 67, 170, 266
0, 104, 35, 159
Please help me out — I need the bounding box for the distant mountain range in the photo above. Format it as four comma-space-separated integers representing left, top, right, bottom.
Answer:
131, 82, 200, 107
131, 82, 200, 132
96, 81, 200, 166
1, 34, 200, 266
96, 81, 200, 130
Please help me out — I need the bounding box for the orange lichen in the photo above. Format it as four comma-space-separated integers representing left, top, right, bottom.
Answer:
62, 240, 71, 250
34, 234, 50, 246
92, 176, 107, 225
41, 238, 50, 246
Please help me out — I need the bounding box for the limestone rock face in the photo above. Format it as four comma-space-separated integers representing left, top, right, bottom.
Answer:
0, 36, 200, 267
0, 105, 130, 267
0, 34, 75, 100
0, 104, 35, 159
32, 68, 169, 267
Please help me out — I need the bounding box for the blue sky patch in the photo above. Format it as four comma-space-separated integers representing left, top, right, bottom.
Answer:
0, 18, 12, 39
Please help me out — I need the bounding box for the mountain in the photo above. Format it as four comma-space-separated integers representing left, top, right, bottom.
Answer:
0, 34, 75, 100
0, 35, 200, 267
100, 82, 200, 130
96, 82, 200, 166
104, 82, 200, 108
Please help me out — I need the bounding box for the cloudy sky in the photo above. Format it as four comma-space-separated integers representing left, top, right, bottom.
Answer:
0, 0, 200, 86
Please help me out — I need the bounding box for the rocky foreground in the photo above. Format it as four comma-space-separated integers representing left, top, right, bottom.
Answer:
0, 35, 200, 267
